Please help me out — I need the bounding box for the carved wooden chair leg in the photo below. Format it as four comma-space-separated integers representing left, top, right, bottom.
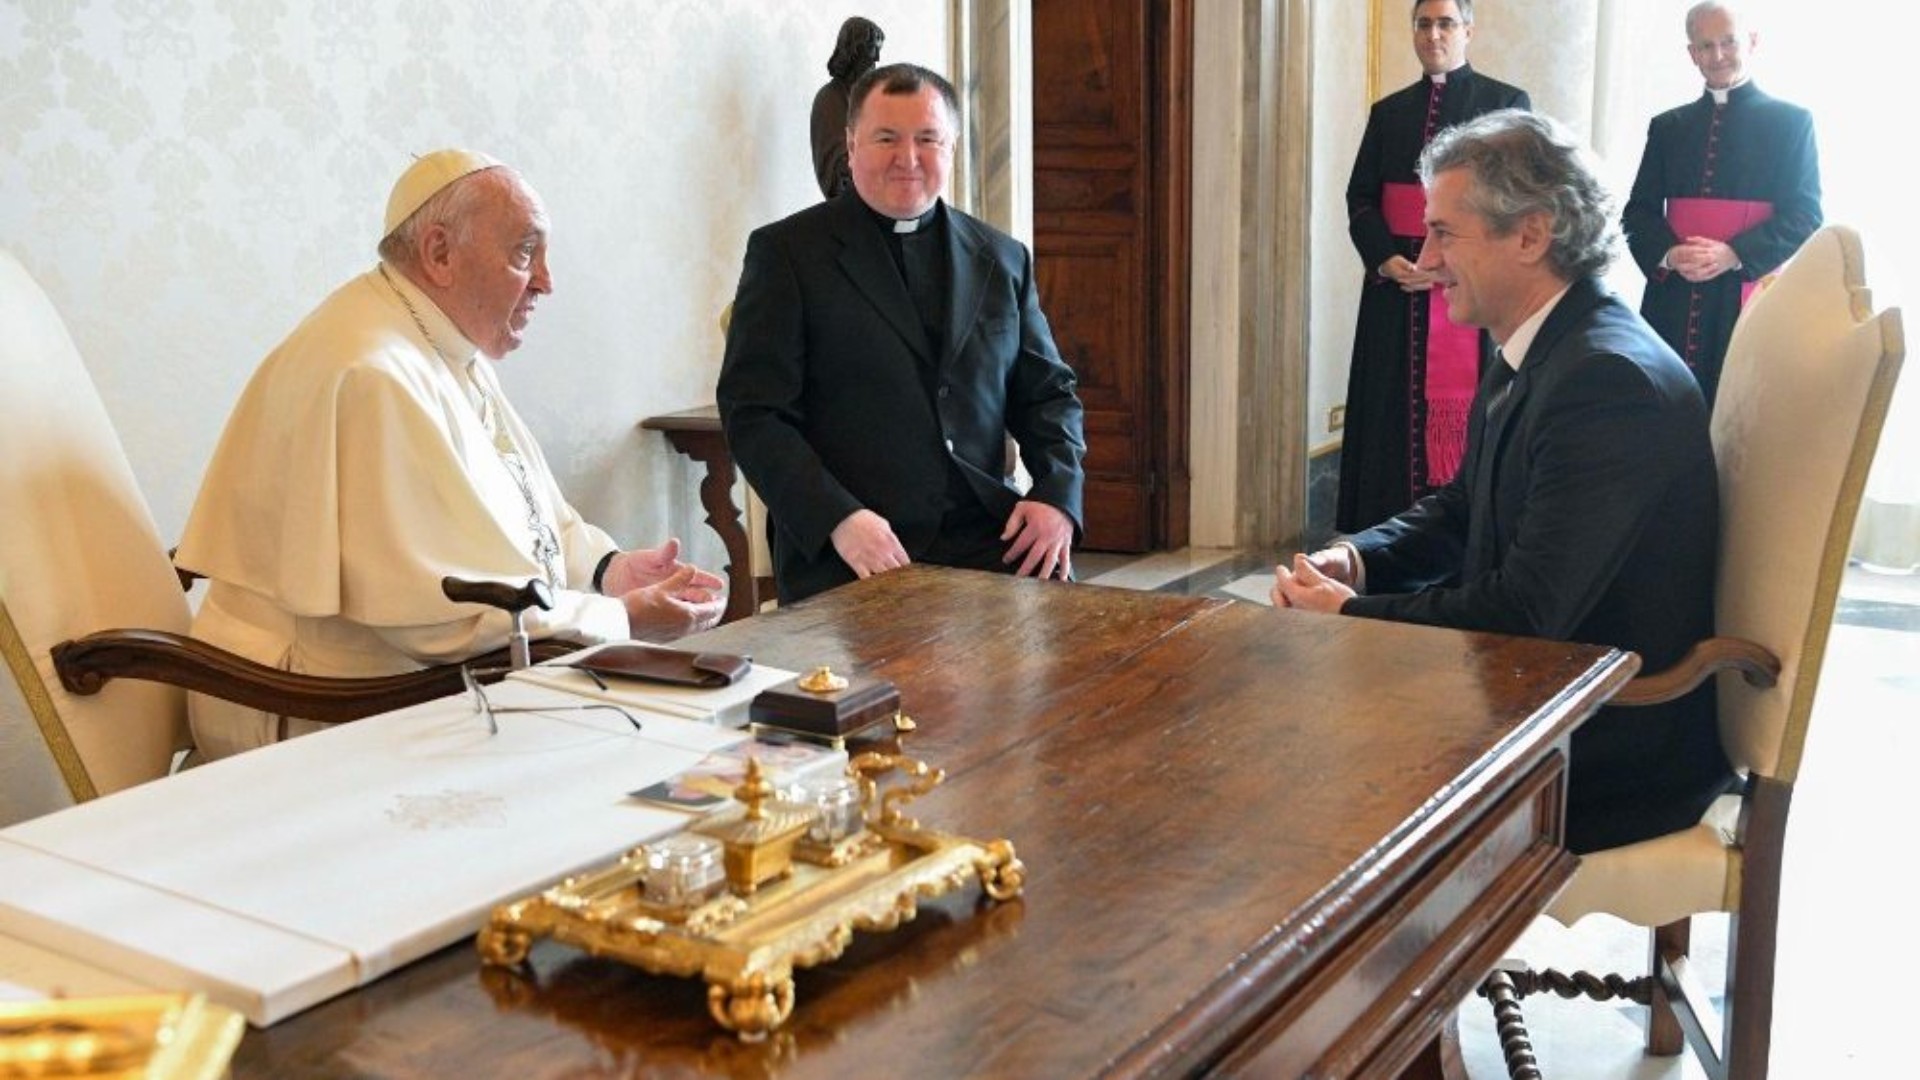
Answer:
1648, 918, 1689, 1055
1478, 958, 1667, 1079
1478, 964, 1543, 1080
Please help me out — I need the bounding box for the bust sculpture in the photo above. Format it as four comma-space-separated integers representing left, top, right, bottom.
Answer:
810, 17, 884, 199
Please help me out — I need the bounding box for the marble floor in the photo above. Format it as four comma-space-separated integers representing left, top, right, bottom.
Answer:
1077, 547, 1920, 1079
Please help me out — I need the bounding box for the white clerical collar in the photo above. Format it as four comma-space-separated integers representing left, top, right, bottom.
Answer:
1498, 283, 1574, 370
891, 203, 940, 234
1707, 77, 1749, 105
1429, 72, 1448, 86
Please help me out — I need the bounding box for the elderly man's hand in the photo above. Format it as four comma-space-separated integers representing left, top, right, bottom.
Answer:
1270, 552, 1357, 613
618, 564, 725, 640
600, 538, 724, 596
831, 509, 911, 579
1001, 500, 1073, 580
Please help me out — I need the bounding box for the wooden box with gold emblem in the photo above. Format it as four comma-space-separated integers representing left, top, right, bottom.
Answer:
747, 666, 902, 747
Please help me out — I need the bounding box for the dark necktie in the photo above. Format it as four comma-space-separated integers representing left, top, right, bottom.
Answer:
1484, 351, 1517, 422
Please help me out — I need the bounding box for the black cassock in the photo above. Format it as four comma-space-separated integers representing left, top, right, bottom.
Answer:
1337, 65, 1530, 534
1622, 80, 1822, 407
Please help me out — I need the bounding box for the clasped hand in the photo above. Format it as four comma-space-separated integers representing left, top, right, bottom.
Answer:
1380, 255, 1438, 294
1269, 549, 1358, 613
1667, 236, 1739, 283
600, 538, 726, 639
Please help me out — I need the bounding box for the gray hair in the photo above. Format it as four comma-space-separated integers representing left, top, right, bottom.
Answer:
1418, 109, 1620, 281
1412, 0, 1473, 23
376, 167, 505, 267
1685, 2, 1736, 40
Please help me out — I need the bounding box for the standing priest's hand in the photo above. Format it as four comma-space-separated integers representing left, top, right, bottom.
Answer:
831, 509, 913, 580
1001, 500, 1073, 581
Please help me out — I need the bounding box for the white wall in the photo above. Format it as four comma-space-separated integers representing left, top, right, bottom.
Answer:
1308, 0, 1367, 454
0, 0, 947, 578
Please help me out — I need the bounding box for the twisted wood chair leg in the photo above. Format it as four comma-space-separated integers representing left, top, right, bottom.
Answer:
1478, 966, 1543, 1080
1478, 961, 1664, 1079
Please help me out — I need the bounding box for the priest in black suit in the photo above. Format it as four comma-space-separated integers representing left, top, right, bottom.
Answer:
1274, 110, 1735, 855
719, 63, 1086, 605
1622, 1, 1821, 407
1337, 0, 1531, 533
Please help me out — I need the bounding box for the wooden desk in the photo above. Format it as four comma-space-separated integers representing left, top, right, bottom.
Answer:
641, 405, 758, 623
230, 567, 1634, 1078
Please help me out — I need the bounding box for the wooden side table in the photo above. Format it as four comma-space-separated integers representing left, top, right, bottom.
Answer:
640, 405, 758, 624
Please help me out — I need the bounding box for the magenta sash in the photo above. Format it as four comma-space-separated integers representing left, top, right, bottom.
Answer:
1667, 197, 1774, 307
1380, 182, 1426, 239
1383, 183, 1478, 488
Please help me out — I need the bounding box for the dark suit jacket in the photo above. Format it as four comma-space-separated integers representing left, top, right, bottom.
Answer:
1343, 278, 1733, 853
718, 194, 1086, 604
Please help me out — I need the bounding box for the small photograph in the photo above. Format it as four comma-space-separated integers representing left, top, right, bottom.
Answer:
629, 756, 742, 811
630, 739, 848, 812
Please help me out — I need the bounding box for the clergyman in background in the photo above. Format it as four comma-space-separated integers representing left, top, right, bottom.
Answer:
1621, 0, 1821, 407
1336, 0, 1531, 533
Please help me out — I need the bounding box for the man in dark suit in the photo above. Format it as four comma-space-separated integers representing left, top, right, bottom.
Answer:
1337, 0, 1530, 533
1622, 1, 1821, 408
1273, 109, 1734, 855
719, 63, 1086, 605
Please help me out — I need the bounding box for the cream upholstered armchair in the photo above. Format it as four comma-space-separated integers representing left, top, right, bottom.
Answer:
1479, 225, 1906, 1079
0, 250, 565, 820
1, 250, 193, 813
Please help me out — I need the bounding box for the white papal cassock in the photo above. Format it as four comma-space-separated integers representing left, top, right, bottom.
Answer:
175, 264, 627, 759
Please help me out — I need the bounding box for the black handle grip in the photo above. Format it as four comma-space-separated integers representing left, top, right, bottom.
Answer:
441, 576, 555, 614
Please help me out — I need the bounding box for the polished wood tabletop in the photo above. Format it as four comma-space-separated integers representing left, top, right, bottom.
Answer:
230, 566, 1635, 1079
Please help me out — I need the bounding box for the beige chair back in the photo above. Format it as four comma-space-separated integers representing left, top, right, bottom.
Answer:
0, 249, 191, 808
1711, 225, 1905, 782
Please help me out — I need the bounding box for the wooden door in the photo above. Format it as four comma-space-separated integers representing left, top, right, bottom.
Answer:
1032, 0, 1191, 552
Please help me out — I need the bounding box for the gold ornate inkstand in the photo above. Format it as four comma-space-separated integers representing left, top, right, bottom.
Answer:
476, 673, 1021, 1040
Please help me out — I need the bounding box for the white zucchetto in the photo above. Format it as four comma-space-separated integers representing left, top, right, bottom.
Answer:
383, 148, 503, 236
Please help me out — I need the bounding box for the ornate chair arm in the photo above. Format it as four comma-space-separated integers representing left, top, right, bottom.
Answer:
1610, 636, 1781, 707
52, 629, 581, 724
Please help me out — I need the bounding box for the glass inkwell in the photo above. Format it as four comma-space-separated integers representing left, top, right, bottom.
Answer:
639, 833, 727, 911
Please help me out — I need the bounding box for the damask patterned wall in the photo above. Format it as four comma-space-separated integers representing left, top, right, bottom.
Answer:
0, 0, 945, 565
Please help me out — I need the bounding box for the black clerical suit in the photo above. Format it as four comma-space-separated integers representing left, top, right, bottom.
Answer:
1338, 65, 1531, 533
718, 194, 1086, 604
1342, 278, 1734, 854
1623, 80, 1821, 407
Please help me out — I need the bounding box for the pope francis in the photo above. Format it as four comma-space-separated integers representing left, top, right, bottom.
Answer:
175, 150, 724, 760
